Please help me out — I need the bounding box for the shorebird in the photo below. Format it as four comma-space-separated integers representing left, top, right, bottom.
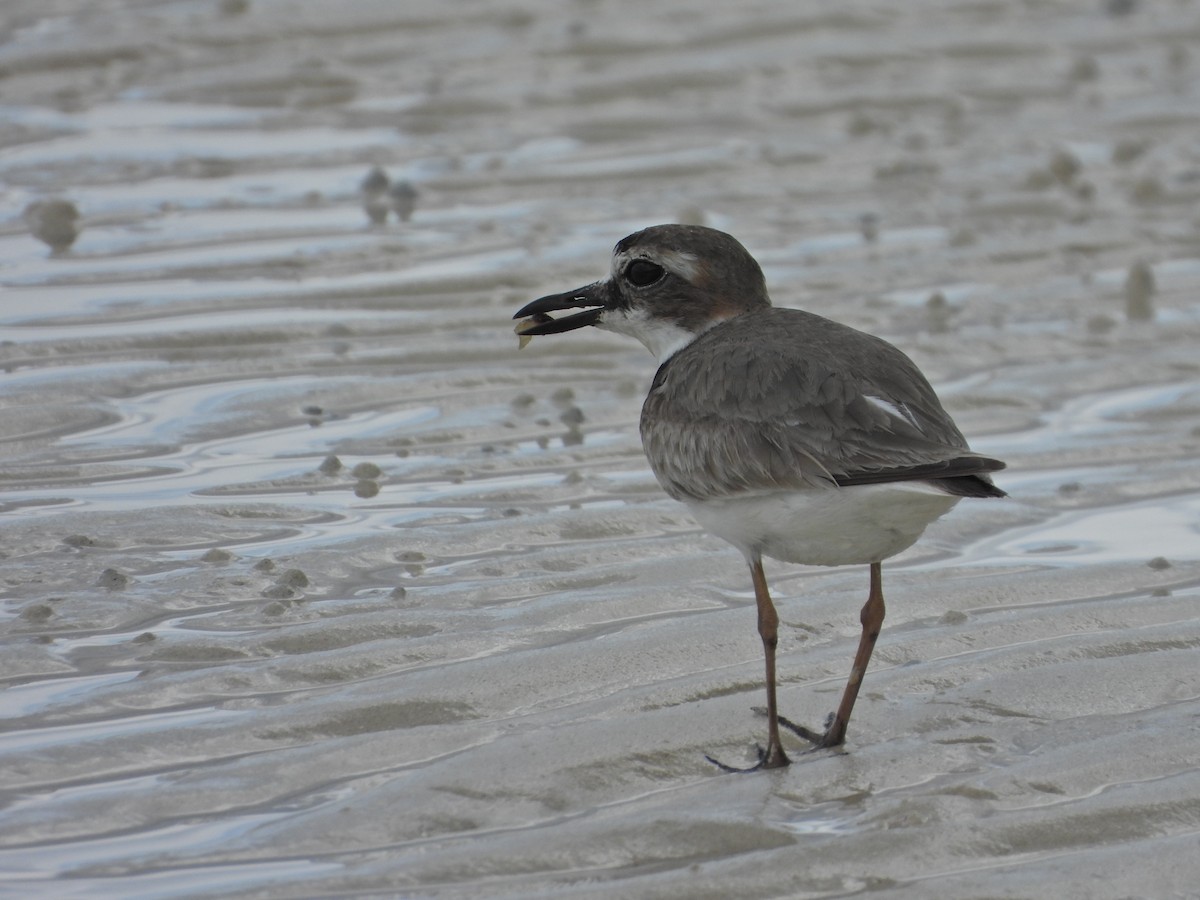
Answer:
388, 180, 419, 222
513, 224, 1005, 771
359, 166, 391, 225
24, 199, 81, 254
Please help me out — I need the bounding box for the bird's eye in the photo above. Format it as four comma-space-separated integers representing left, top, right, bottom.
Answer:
625, 259, 664, 287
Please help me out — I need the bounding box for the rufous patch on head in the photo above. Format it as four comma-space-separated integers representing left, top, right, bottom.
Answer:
704, 301, 742, 326
679, 257, 740, 323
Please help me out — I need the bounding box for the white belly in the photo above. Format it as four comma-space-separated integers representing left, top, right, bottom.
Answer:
687, 482, 960, 567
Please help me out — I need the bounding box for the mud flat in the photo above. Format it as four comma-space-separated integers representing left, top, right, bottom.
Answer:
1, 1, 1199, 897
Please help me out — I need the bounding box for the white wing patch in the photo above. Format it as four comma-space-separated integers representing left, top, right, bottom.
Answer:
865, 395, 920, 428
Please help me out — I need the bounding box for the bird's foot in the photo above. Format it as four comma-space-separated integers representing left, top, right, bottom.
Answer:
754, 708, 847, 750
705, 743, 790, 773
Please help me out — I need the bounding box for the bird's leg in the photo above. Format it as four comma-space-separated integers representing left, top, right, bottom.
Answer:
751, 557, 791, 768
707, 556, 791, 772
778, 561, 885, 749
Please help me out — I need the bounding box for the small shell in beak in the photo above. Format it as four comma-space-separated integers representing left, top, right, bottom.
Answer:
514, 313, 554, 349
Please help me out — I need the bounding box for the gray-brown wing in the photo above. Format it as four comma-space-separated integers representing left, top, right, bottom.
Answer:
639, 308, 1003, 502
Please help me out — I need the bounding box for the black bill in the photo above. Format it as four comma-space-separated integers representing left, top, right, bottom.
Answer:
512, 281, 609, 335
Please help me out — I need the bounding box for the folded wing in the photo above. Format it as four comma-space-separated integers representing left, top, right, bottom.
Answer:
640, 308, 1006, 502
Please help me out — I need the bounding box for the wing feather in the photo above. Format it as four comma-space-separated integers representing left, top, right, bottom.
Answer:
639, 307, 1005, 501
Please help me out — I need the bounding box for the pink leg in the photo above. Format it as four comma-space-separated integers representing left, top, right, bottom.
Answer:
750, 557, 790, 768
780, 561, 885, 748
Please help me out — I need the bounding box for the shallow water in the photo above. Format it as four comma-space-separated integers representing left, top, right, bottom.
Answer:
3, 1, 1200, 898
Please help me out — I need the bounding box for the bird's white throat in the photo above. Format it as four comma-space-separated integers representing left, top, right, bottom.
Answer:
598, 305, 700, 363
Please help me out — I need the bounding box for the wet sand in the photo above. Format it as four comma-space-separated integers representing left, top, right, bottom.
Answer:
2, 1, 1200, 897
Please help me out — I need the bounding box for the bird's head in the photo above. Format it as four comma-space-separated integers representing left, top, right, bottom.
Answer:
514, 224, 771, 361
